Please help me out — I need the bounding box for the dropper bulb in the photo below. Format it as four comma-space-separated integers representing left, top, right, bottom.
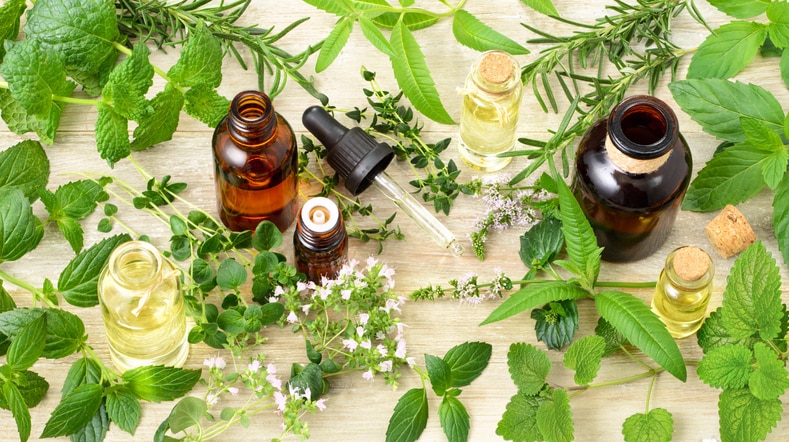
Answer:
302, 106, 348, 149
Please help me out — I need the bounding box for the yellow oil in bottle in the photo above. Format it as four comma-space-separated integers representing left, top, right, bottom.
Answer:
98, 241, 188, 371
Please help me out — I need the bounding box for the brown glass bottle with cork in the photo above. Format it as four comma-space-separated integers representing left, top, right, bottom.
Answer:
213, 90, 299, 232
294, 196, 348, 282
572, 95, 692, 262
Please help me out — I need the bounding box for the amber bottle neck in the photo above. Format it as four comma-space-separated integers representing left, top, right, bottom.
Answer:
227, 91, 278, 146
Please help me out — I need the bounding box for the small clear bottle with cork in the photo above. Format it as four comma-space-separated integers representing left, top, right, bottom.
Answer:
458, 50, 523, 172
651, 246, 715, 338
294, 197, 348, 283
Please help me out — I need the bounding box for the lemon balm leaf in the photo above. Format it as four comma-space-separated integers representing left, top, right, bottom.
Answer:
622, 408, 673, 442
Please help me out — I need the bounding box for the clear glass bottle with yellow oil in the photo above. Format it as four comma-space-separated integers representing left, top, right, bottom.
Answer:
98, 240, 189, 371
651, 246, 714, 338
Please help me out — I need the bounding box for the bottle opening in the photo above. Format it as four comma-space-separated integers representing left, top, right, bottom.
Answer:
609, 96, 676, 160
310, 206, 329, 225
110, 241, 162, 288
301, 197, 339, 233
621, 105, 666, 146
232, 91, 271, 125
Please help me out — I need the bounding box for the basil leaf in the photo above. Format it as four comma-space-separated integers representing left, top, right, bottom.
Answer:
452, 10, 529, 55
0, 140, 49, 202
767, 2, 789, 48
122, 366, 201, 402
106, 388, 142, 434
707, 0, 769, 19
58, 234, 131, 307
0, 189, 43, 263
688, 21, 767, 79
385, 388, 428, 442
40, 383, 103, 438
442, 341, 492, 388
438, 395, 470, 442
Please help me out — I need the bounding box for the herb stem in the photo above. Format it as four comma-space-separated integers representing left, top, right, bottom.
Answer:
0, 268, 54, 308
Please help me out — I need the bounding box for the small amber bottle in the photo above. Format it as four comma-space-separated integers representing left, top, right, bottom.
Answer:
458, 50, 523, 172
572, 95, 692, 262
293, 197, 348, 282
98, 240, 188, 371
652, 246, 714, 338
213, 90, 299, 232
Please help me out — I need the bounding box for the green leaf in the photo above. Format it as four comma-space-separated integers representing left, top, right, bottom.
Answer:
102, 42, 154, 121
721, 241, 783, 340
563, 335, 605, 386
697, 308, 759, 354
285, 363, 322, 401
183, 84, 229, 128
130, 84, 184, 151
738, 116, 788, 190
681, 144, 769, 212
305, 340, 322, 364
42, 308, 86, 359
531, 299, 579, 350
439, 395, 470, 442
216, 258, 247, 290
389, 20, 455, 125
519, 216, 563, 271
718, 388, 782, 442
358, 16, 394, 57
768, 2, 789, 48
6, 308, 45, 371
0, 0, 25, 61
303, 0, 352, 15
0, 82, 72, 145
496, 392, 544, 441
442, 341, 492, 388
520, 0, 559, 17
168, 396, 208, 434
451, 10, 529, 55
0, 370, 49, 409
595, 291, 686, 381
259, 302, 284, 325
385, 388, 428, 442
40, 383, 103, 438
58, 234, 131, 307
69, 404, 109, 442
122, 366, 201, 402
536, 388, 573, 442
556, 177, 600, 286
168, 21, 223, 88
669, 79, 785, 144
773, 173, 789, 267
106, 388, 142, 435
316, 16, 353, 73
63, 357, 102, 398
781, 50, 789, 90
507, 343, 551, 395
0, 140, 49, 202
25, 0, 119, 75
707, 0, 769, 18
372, 12, 439, 31
595, 317, 627, 356
252, 221, 283, 251
425, 353, 452, 396
687, 21, 767, 79
622, 408, 674, 442
47, 179, 104, 221
4, 382, 31, 442
696, 344, 753, 389
748, 342, 789, 400
217, 309, 245, 335
481, 281, 587, 325
96, 103, 131, 166
0, 189, 43, 263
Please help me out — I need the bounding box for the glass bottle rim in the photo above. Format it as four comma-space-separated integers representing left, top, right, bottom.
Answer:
608, 95, 678, 160
108, 240, 163, 289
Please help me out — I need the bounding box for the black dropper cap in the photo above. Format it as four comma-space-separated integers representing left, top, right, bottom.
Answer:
302, 106, 394, 195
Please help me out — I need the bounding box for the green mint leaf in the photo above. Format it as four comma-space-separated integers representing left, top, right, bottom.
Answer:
3, 382, 31, 442
0, 88, 68, 145
0, 188, 43, 263
385, 388, 428, 442
595, 291, 686, 381
43, 308, 86, 359
438, 395, 470, 442
40, 383, 103, 438
687, 21, 767, 79
96, 103, 131, 166
0, 283, 14, 355
0, 370, 49, 409
760, 148, 788, 190
749, 342, 789, 400
168, 396, 208, 433
520, 0, 559, 17
557, 177, 600, 286
519, 217, 563, 272
216, 258, 247, 290
622, 408, 673, 442
167, 21, 223, 88
781, 51, 789, 90
739, 116, 788, 190
0, 308, 41, 338
496, 392, 544, 441
43, 179, 104, 221
719, 388, 781, 442
252, 221, 283, 251
721, 241, 783, 340
106, 388, 142, 435
595, 316, 628, 356
285, 363, 321, 401
772, 173, 789, 267
531, 299, 579, 350
389, 20, 455, 125
358, 16, 394, 57
122, 366, 201, 402
507, 343, 551, 395
669, 79, 784, 144
536, 388, 573, 442
425, 353, 451, 396
69, 405, 109, 442
63, 357, 102, 398
442, 341, 492, 388
707, 0, 769, 18
7, 311, 45, 370
451, 10, 529, 55
58, 234, 132, 307
696, 344, 752, 389
57, 216, 84, 254
25, 0, 119, 75
130, 84, 183, 151
563, 335, 605, 386
768, 2, 789, 48
316, 16, 353, 73
0, 140, 49, 202
481, 281, 587, 325
681, 144, 769, 212
102, 42, 154, 121
183, 84, 229, 128
0, 0, 25, 61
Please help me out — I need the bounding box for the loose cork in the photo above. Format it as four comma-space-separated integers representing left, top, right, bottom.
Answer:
479, 52, 514, 84
704, 205, 756, 258
672, 246, 710, 281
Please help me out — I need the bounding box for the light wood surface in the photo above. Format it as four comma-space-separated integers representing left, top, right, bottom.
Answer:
2, 1, 789, 441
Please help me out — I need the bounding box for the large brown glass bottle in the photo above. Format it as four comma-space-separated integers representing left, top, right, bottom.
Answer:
572, 95, 691, 262
213, 90, 298, 232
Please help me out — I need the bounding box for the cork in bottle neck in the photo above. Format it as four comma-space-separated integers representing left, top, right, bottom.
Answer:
666, 246, 714, 288
228, 90, 278, 146
606, 95, 678, 174
470, 50, 520, 94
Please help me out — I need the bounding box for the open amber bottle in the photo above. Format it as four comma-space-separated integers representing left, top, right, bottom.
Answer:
572, 95, 692, 262
213, 90, 299, 232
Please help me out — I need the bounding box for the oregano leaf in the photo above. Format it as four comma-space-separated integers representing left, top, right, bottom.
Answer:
216, 258, 247, 291
507, 343, 551, 395
536, 388, 573, 442
696, 343, 752, 389
563, 335, 605, 386
438, 395, 470, 442
622, 408, 674, 442
385, 388, 428, 442
168, 396, 208, 434
687, 21, 767, 79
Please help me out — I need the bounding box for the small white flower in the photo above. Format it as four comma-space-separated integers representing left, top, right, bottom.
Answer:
362, 369, 374, 381
274, 391, 287, 411
286, 311, 298, 323
360, 340, 371, 350
379, 360, 393, 372
377, 344, 388, 357
342, 339, 358, 352
359, 313, 370, 325
316, 398, 327, 411
248, 360, 261, 373
228, 387, 239, 397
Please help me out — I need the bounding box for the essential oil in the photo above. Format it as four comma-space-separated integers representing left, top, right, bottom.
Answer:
294, 197, 348, 282
213, 90, 299, 232
572, 95, 692, 262
652, 246, 714, 338
98, 241, 188, 371
458, 50, 523, 172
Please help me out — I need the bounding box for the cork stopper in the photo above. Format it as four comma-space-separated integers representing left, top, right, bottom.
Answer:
704, 204, 756, 258
479, 52, 514, 84
672, 246, 710, 281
